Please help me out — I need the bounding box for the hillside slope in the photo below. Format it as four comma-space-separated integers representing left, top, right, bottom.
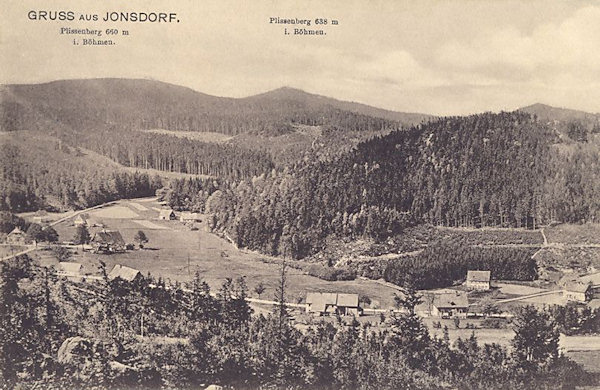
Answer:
0, 78, 430, 135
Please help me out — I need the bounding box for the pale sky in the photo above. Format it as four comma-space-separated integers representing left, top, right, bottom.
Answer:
1, 0, 599, 116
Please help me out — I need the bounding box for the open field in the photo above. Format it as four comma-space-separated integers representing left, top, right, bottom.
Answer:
546, 223, 600, 245
40, 198, 401, 308
140, 129, 233, 143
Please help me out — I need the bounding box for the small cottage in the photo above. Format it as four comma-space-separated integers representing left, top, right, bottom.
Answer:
58, 262, 83, 281
432, 291, 469, 318
563, 282, 592, 302
108, 264, 143, 283
158, 209, 176, 220
465, 270, 491, 291
7, 227, 26, 244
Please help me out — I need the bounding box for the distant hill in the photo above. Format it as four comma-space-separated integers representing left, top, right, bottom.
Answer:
0, 78, 431, 135
519, 103, 600, 123
519, 103, 600, 141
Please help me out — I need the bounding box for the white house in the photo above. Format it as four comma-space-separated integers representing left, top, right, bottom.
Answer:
465, 270, 491, 291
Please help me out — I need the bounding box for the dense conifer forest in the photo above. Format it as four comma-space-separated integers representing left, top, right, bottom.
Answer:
0, 134, 162, 212
165, 111, 599, 263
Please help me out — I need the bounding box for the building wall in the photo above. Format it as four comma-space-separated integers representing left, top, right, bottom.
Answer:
466, 281, 490, 290
564, 290, 587, 302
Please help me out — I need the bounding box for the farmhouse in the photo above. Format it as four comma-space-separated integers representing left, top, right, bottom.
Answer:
159, 209, 176, 220
577, 272, 600, 299
306, 292, 361, 316
58, 262, 83, 281
73, 215, 88, 226
431, 291, 469, 318
465, 270, 491, 291
58, 262, 83, 275
180, 212, 201, 223
7, 227, 26, 244
563, 282, 592, 302
108, 264, 143, 283
91, 230, 126, 253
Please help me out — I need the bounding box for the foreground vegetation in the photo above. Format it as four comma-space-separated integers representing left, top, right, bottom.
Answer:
1, 255, 596, 389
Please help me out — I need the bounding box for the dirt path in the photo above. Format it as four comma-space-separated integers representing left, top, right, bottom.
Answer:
494, 290, 562, 304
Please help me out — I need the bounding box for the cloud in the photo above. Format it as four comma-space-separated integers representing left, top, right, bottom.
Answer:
434, 6, 600, 87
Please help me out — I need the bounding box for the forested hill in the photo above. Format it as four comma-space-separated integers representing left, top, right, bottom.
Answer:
184, 110, 600, 259
0, 79, 429, 135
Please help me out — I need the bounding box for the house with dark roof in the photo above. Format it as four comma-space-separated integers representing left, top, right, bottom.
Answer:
465, 270, 491, 291
91, 230, 126, 254
108, 264, 143, 283
432, 291, 469, 318
7, 227, 26, 244
306, 292, 361, 316
563, 282, 592, 302
158, 209, 176, 220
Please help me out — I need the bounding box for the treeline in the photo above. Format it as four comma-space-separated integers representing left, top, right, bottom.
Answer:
69, 129, 275, 180
382, 242, 538, 289
0, 136, 162, 212
170, 111, 600, 263
0, 255, 593, 389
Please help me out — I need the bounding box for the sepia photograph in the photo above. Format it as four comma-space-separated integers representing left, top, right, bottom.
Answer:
1, 0, 600, 389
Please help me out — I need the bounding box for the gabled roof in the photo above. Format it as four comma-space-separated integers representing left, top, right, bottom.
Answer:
74, 215, 87, 222
58, 262, 83, 274
92, 230, 125, 245
8, 227, 25, 236
306, 292, 359, 312
337, 293, 359, 307
564, 282, 591, 293
433, 292, 469, 309
159, 209, 175, 217
467, 270, 491, 283
578, 272, 600, 286
108, 264, 142, 282
306, 292, 337, 305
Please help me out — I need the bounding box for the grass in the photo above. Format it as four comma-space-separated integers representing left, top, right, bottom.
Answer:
40, 199, 402, 308
567, 351, 600, 373
545, 223, 600, 244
